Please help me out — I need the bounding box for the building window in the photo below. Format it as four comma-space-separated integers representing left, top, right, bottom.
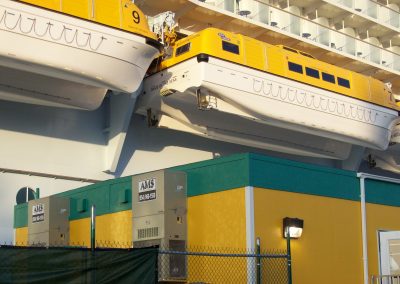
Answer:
338, 77, 350, 88
288, 62, 303, 74
176, 43, 191, 56
322, 72, 335, 83
306, 67, 320, 79
222, 41, 240, 54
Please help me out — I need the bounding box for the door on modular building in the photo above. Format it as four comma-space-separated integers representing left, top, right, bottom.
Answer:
378, 231, 400, 284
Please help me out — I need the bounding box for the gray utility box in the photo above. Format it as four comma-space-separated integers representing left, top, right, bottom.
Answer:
132, 169, 187, 281
28, 196, 70, 246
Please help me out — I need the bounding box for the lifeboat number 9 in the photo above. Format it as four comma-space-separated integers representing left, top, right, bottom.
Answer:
132, 11, 140, 24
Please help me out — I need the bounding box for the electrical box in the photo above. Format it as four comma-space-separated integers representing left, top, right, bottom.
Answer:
132, 169, 187, 281
28, 196, 70, 246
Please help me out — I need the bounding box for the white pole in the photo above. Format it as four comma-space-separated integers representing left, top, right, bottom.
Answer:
245, 186, 255, 284
359, 175, 368, 284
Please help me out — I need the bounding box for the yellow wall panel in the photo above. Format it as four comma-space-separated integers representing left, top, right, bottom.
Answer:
70, 217, 91, 247
15, 227, 28, 245
254, 188, 363, 284
188, 188, 247, 248
70, 210, 132, 248
188, 188, 248, 283
96, 210, 132, 247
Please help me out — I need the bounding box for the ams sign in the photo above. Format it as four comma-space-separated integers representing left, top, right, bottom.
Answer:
138, 178, 156, 202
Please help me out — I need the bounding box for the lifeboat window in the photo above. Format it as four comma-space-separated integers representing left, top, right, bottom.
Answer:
176, 43, 191, 56
306, 67, 320, 79
222, 41, 240, 54
338, 77, 350, 88
288, 62, 303, 74
300, 52, 315, 59
322, 72, 335, 83
283, 46, 298, 54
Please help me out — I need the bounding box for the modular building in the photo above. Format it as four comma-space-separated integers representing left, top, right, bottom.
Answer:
13, 153, 400, 284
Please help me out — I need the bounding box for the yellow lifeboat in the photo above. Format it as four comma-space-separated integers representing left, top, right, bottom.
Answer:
0, 0, 162, 110
137, 28, 400, 159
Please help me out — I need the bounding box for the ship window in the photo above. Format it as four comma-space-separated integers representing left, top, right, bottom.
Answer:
322, 72, 335, 83
288, 62, 303, 74
222, 41, 239, 54
176, 43, 191, 56
283, 46, 298, 54
306, 67, 320, 79
338, 77, 350, 88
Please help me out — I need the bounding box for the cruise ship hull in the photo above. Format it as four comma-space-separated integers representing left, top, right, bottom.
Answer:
137, 56, 400, 159
0, 0, 159, 110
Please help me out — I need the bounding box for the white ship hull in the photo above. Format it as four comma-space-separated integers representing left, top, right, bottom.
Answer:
0, 0, 159, 110
137, 56, 400, 159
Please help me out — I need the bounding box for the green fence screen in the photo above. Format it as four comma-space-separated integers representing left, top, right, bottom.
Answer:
0, 246, 157, 284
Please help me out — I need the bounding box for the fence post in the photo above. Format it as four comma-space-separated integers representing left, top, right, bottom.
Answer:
256, 237, 261, 284
286, 228, 293, 284
91, 205, 96, 251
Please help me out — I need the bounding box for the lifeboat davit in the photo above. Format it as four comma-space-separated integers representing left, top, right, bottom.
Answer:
137, 28, 400, 159
0, 0, 161, 110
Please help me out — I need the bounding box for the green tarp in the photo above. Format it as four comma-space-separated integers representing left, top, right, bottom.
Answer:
0, 246, 157, 284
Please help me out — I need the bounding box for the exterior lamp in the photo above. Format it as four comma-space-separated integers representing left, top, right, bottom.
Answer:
283, 217, 304, 239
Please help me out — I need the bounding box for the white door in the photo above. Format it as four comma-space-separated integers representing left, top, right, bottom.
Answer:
379, 231, 400, 279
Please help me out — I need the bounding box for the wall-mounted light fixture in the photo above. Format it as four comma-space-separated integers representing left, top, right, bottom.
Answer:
283, 217, 304, 239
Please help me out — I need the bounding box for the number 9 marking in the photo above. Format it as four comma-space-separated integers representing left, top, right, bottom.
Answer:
132, 11, 140, 24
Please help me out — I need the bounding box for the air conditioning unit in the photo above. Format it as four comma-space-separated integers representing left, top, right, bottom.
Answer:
28, 196, 70, 246
132, 169, 187, 282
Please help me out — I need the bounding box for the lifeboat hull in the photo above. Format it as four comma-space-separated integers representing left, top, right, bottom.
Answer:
137, 56, 400, 158
0, 0, 159, 110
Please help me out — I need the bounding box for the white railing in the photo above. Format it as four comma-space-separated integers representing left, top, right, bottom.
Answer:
198, 0, 400, 73
371, 274, 400, 284
327, 0, 400, 29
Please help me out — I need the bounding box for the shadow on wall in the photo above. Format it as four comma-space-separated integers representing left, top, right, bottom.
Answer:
0, 96, 108, 145
113, 114, 335, 176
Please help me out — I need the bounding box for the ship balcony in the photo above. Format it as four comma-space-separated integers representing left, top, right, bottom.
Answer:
137, 0, 400, 95
325, 0, 400, 29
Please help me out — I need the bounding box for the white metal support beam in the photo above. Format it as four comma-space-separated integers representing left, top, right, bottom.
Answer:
105, 85, 143, 173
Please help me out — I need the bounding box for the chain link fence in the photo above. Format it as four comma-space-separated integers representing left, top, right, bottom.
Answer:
1, 241, 291, 284
158, 246, 290, 284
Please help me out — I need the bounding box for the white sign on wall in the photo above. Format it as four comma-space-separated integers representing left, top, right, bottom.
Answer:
32, 203, 45, 223
138, 178, 156, 202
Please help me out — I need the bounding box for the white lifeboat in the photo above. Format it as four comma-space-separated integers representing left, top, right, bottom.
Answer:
0, 0, 161, 110
136, 28, 400, 159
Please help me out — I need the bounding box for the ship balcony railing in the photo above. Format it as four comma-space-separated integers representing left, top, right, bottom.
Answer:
326, 0, 400, 29
370, 274, 400, 284
199, 0, 400, 74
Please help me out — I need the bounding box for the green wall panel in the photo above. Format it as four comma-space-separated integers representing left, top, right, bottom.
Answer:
366, 179, 400, 207
14, 203, 28, 228
57, 176, 132, 220
173, 153, 250, 197
248, 153, 360, 201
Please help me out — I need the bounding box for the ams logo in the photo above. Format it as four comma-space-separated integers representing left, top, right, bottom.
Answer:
138, 178, 156, 193
138, 178, 157, 202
